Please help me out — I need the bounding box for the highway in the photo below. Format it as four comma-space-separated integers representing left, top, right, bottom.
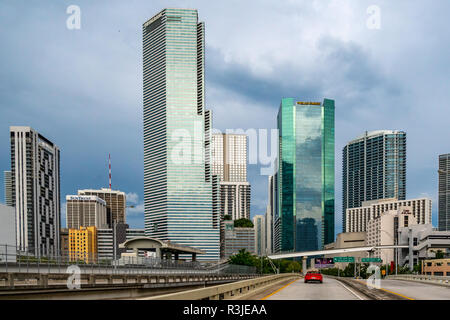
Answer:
263, 277, 365, 300
372, 279, 450, 300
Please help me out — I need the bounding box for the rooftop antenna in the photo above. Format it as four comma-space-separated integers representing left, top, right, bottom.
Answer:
109, 153, 112, 190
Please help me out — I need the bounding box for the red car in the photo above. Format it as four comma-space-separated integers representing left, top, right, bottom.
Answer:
304, 270, 323, 283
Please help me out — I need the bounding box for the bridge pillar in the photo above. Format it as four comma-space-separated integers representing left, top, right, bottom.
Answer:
88, 274, 95, 285
108, 276, 113, 285
7, 273, 14, 288
302, 257, 307, 275
39, 274, 48, 288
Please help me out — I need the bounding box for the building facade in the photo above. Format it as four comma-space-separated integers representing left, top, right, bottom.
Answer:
97, 225, 145, 262
78, 188, 126, 227
253, 215, 266, 256
3, 170, 12, 207
143, 8, 220, 261
343, 130, 406, 232
346, 197, 431, 233
10, 126, 60, 257
277, 99, 335, 253
438, 153, 450, 231
66, 195, 108, 230
422, 258, 450, 276
367, 208, 417, 264
0, 204, 16, 262
212, 133, 251, 221
69, 226, 98, 263
60, 228, 69, 257
223, 220, 255, 258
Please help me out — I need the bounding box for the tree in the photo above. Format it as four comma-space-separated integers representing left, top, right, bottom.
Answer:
234, 218, 254, 228
434, 250, 445, 259
228, 249, 258, 267
223, 214, 232, 221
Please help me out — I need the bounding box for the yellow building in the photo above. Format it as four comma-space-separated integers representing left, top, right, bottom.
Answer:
69, 226, 98, 263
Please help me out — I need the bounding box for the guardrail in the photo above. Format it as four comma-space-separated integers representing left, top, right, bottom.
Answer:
387, 274, 450, 287
141, 273, 300, 300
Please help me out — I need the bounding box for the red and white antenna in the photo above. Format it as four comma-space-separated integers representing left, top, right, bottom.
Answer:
109, 153, 112, 190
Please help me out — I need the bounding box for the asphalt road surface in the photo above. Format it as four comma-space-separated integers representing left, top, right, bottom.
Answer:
264, 277, 365, 300
374, 279, 450, 300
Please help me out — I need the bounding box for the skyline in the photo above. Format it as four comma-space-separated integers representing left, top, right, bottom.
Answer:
1, 1, 449, 236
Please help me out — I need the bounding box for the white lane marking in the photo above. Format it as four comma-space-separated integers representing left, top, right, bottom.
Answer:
335, 279, 365, 300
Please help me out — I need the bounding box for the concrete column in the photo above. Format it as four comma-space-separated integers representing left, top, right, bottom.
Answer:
7, 273, 14, 288
192, 253, 197, 262
302, 257, 307, 275
89, 275, 95, 285
108, 276, 113, 285
39, 274, 48, 288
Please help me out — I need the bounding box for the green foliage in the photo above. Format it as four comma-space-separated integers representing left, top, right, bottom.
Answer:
227, 249, 301, 274
223, 215, 232, 221
234, 218, 254, 228
434, 250, 445, 259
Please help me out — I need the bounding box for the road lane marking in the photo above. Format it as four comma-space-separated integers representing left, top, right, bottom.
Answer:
355, 279, 415, 300
336, 280, 365, 300
261, 278, 299, 300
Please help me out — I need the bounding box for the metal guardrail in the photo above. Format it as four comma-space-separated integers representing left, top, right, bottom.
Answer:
0, 244, 256, 276
141, 273, 300, 300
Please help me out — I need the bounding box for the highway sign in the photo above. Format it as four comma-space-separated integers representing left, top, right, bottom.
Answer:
333, 256, 355, 263
362, 257, 382, 263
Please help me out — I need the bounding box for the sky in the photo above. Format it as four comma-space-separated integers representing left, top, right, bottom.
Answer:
0, 0, 449, 237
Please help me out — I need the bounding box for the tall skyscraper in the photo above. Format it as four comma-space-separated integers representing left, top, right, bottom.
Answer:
78, 188, 126, 227
212, 133, 251, 220
3, 170, 12, 206
277, 99, 335, 252
438, 153, 450, 231
143, 8, 219, 261
342, 130, 406, 232
10, 126, 60, 256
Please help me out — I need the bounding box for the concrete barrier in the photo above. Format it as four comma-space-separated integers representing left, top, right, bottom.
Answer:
387, 274, 450, 287
141, 273, 300, 300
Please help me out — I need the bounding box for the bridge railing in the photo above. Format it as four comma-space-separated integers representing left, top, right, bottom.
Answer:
0, 244, 256, 275
387, 274, 450, 286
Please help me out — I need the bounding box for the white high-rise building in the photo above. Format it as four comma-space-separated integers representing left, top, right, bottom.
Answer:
10, 126, 60, 256
212, 133, 251, 220
346, 197, 431, 233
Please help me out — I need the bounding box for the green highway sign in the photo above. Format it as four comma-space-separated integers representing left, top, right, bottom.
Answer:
362, 257, 382, 263
333, 256, 355, 263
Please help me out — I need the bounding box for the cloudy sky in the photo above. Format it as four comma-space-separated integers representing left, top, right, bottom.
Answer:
0, 0, 449, 235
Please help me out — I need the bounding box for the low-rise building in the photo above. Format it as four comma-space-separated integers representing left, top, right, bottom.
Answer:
97, 225, 145, 262
0, 203, 16, 262
398, 224, 450, 267
223, 220, 255, 258
422, 258, 450, 276
324, 232, 367, 268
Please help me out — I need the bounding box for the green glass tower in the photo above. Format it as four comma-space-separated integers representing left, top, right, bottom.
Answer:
143, 9, 220, 261
277, 98, 335, 253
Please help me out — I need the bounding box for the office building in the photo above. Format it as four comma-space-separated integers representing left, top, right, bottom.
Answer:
367, 208, 417, 264
10, 126, 60, 257
60, 228, 69, 257
97, 224, 145, 262
277, 99, 335, 252
78, 188, 126, 227
398, 224, 450, 268
223, 220, 255, 258
438, 153, 450, 231
343, 130, 406, 232
69, 226, 98, 263
346, 197, 432, 233
253, 215, 266, 256
212, 133, 251, 221
143, 8, 220, 261
3, 171, 12, 206
422, 258, 450, 276
324, 232, 367, 268
66, 195, 108, 229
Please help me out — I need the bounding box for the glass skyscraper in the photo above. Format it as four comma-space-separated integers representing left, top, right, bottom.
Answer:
143, 9, 220, 261
342, 130, 406, 232
277, 98, 335, 253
